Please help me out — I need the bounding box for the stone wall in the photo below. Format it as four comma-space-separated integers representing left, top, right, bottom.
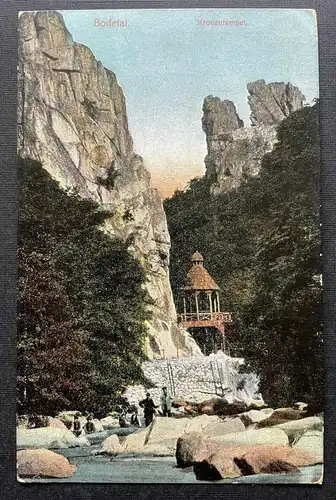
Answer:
124, 351, 262, 405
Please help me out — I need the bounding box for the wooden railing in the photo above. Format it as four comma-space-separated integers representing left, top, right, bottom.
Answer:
178, 312, 232, 323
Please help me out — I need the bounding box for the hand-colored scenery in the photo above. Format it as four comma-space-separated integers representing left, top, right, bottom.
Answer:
17, 9, 322, 484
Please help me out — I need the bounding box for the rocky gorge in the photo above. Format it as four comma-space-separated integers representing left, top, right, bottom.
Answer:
18, 10, 200, 360
17, 10, 322, 484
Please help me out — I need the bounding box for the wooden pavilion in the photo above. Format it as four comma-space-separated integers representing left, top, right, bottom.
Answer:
177, 252, 232, 352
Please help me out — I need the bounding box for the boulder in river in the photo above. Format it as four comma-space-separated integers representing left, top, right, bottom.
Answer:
237, 444, 317, 472
76, 435, 91, 447
194, 446, 242, 480
99, 434, 122, 454
212, 426, 289, 447
198, 398, 248, 416
240, 409, 270, 427
293, 431, 323, 463
259, 408, 274, 416
92, 419, 104, 433
17, 449, 76, 478
193, 443, 316, 480
47, 417, 68, 430
176, 432, 205, 468
184, 405, 198, 416
146, 416, 189, 445
275, 417, 323, 442
203, 417, 245, 436
184, 414, 220, 433
57, 411, 80, 423
120, 428, 148, 453
142, 439, 178, 456
256, 408, 306, 428
99, 416, 120, 430
17, 427, 79, 450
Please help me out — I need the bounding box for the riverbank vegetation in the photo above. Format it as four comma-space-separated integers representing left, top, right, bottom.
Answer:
18, 158, 152, 418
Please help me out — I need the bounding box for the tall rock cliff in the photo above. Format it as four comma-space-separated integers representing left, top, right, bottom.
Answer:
202, 79, 306, 194
18, 11, 202, 359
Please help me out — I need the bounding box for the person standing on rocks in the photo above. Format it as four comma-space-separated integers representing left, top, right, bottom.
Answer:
84, 415, 94, 434
160, 386, 173, 417
139, 392, 158, 427
73, 415, 82, 437
130, 404, 141, 427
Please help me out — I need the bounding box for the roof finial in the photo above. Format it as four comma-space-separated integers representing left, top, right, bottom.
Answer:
191, 251, 204, 265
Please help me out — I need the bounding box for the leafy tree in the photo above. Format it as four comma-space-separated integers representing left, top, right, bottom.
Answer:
17, 249, 92, 416
18, 158, 151, 417
165, 102, 322, 408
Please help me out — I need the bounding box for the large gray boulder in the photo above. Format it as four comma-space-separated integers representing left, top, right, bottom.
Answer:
184, 414, 220, 433
120, 428, 148, 453
17, 427, 79, 450
240, 409, 270, 427
275, 417, 323, 442
99, 416, 119, 430
212, 427, 289, 447
202, 417, 245, 436
145, 416, 189, 445
142, 439, 178, 456
293, 431, 323, 463
176, 432, 205, 468
99, 434, 122, 454
47, 417, 68, 430
91, 419, 104, 433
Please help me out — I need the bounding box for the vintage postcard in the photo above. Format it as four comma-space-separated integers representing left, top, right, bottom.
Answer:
17, 8, 322, 483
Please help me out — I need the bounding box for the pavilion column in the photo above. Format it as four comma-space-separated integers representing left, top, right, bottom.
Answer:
207, 291, 213, 316
216, 292, 221, 313
195, 293, 199, 320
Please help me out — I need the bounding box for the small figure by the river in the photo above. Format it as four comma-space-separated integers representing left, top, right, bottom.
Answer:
139, 392, 158, 427
130, 404, 141, 427
73, 415, 81, 437
84, 415, 94, 434
160, 386, 173, 417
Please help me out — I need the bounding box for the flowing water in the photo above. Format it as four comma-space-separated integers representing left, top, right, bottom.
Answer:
21, 444, 322, 484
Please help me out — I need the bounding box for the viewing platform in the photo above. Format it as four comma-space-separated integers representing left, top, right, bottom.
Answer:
178, 312, 232, 335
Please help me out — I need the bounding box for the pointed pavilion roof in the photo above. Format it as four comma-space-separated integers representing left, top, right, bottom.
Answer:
182, 252, 220, 291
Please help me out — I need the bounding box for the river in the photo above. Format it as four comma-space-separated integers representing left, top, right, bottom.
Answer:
22, 444, 322, 484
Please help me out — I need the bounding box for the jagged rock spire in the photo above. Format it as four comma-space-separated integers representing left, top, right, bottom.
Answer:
202, 80, 305, 194
247, 79, 306, 126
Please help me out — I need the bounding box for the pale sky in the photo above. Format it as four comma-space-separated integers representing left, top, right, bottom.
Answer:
61, 8, 319, 197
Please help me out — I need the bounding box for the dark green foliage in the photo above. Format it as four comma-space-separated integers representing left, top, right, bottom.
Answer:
18, 158, 151, 417
164, 103, 322, 408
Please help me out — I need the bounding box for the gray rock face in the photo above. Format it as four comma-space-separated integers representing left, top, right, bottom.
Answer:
202, 80, 305, 194
202, 97, 244, 142
247, 79, 306, 126
18, 10, 201, 359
